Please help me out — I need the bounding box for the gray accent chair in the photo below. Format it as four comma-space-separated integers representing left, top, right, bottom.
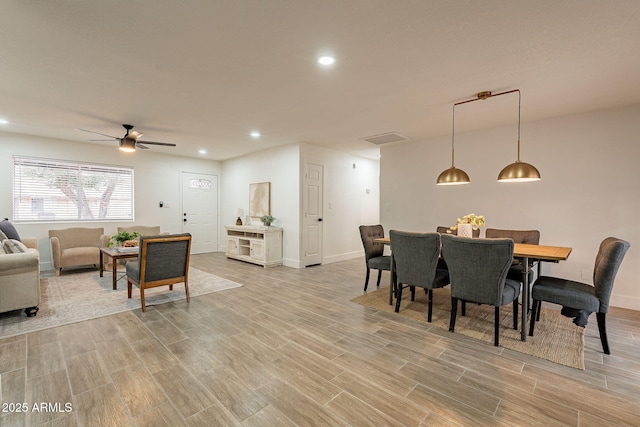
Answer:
485, 228, 540, 283
359, 225, 391, 291
441, 234, 521, 346
390, 230, 449, 321
529, 237, 630, 354
126, 233, 192, 312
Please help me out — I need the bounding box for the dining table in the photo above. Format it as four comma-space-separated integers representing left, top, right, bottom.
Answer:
513, 243, 572, 341
373, 236, 572, 342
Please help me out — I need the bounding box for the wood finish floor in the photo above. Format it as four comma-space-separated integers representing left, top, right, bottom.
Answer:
1, 253, 639, 426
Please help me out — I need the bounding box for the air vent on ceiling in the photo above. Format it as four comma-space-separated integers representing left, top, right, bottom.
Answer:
362, 132, 408, 145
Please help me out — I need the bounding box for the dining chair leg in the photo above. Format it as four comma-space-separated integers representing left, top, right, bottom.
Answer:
449, 297, 458, 332
529, 299, 538, 336
410, 285, 416, 301
363, 268, 371, 291
494, 306, 500, 346
461, 300, 466, 317
535, 299, 542, 321
427, 289, 433, 323
596, 312, 610, 355
394, 283, 403, 313
513, 299, 518, 330
376, 270, 382, 287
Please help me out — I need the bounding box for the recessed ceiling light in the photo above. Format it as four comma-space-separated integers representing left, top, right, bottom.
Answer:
199, 149, 207, 155
250, 131, 261, 138
0, 118, 9, 125
317, 56, 335, 66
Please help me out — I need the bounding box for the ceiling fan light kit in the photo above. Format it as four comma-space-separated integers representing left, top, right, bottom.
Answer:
436, 89, 541, 185
77, 124, 177, 152
119, 139, 136, 152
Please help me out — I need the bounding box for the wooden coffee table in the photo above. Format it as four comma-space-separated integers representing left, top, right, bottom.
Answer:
99, 247, 139, 290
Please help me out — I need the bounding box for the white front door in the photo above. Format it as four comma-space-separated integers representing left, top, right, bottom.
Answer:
181, 172, 218, 254
303, 162, 323, 266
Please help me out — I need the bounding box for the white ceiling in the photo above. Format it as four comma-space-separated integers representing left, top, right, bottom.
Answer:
2, 1, 640, 160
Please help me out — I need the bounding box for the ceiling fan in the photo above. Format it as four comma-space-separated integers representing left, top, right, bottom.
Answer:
76, 124, 177, 152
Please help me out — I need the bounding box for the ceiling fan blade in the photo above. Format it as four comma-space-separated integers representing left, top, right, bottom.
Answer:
89, 139, 117, 142
135, 143, 150, 150
75, 128, 118, 139
137, 140, 177, 147
129, 131, 143, 140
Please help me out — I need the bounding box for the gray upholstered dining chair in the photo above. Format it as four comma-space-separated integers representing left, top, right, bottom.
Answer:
485, 228, 540, 283
441, 234, 521, 346
436, 225, 480, 271
359, 225, 391, 291
529, 237, 630, 354
126, 233, 192, 312
390, 230, 449, 321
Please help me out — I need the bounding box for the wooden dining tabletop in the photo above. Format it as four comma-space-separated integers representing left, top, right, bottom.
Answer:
376, 237, 572, 261
513, 243, 572, 261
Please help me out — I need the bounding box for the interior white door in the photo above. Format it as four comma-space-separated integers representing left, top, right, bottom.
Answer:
303, 162, 323, 266
181, 172, 218, 254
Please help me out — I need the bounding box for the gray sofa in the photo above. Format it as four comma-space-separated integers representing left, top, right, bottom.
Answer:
0, 237, 40, 316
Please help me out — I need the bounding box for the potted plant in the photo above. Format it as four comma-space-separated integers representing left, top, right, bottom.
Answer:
260, 215, 275, 226
109, 231, 141, 247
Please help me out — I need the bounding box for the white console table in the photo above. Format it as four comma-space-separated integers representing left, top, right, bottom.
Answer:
225, 225, 283, 267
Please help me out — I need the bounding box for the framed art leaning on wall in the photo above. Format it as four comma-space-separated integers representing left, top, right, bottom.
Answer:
249, 182, 270, 219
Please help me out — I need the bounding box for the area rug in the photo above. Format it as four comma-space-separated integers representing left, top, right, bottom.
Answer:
0, 267, 242, 339
351, 287, 585, 369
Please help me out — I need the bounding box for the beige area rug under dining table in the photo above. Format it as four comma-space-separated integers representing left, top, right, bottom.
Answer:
0, 267, 242, 340
352, 287, 585, 369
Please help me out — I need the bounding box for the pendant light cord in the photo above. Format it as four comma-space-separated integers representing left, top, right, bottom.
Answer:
451, 103, 456, 167
517, 89, 521, 162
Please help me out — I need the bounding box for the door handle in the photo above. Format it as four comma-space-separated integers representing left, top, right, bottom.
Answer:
183, 218, 187, 222
318, 218, 323, 222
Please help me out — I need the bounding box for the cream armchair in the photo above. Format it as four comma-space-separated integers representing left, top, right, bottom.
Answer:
117, 225, 164, 236
49, 227, 104, 276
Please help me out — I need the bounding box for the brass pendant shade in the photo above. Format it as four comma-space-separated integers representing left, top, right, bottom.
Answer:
437, 89, 541, 185
437, 166, 470, 185
436, 101, 470, 185
497, 159, 541, 182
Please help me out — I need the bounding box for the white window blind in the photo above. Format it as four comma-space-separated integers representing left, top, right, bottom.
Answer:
13, 156, 134, 222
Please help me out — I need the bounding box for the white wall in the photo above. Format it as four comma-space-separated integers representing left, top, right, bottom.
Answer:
300, 143, 380, 264
381, 103, 640, 310
221, 143, 380, 268
221, 144, 301, 266
0, 132, 221, 271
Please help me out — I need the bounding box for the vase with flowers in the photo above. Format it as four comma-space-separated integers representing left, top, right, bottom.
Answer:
448, 213, 485, 238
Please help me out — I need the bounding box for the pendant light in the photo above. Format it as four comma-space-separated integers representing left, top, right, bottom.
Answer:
436, 102, 470, 185
497, 90, 541, 182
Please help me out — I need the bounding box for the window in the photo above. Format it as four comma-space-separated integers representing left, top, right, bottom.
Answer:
13, 156, 134, 222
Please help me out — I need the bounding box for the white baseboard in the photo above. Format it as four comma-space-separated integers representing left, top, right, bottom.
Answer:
321, 251, 362, 265
282, 258, 303, 269
284, 251, 362, 269
610, 294, 640, 311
